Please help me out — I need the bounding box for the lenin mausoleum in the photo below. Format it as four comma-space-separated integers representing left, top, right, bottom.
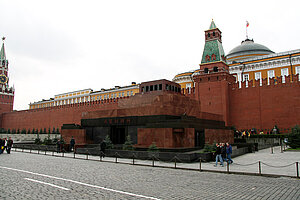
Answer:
0, 20, 299, 148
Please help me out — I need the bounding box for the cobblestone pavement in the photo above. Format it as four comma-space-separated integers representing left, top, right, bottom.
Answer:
0, 149, 300, 199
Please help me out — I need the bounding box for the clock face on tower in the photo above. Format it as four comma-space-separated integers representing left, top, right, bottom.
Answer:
0, 74, 8, 84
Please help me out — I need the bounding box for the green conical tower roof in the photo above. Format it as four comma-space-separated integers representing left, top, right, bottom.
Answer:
209, 20, 217, 30
201, 20, 226, 64
0, 42, 6, 61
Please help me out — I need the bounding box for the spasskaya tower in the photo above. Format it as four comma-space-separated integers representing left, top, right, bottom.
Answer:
0, 37, 14, 115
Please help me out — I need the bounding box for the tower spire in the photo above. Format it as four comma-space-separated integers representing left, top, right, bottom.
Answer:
209, 19, 217, 30
1, 37, 6, 61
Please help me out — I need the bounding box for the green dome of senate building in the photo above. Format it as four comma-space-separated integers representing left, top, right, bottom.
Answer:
226, 39, 274, 64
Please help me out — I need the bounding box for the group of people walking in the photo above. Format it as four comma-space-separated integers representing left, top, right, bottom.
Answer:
0, 137, 13, 154
214, 142, 233, 167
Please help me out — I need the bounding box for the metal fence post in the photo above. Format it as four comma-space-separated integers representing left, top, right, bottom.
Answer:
174, 157, 177, 169
62, 146, 65, 157
132, 154, 135, 165
227, 161, 230, 174
258, 161, 262, 175
45, 147, 47, 155
74, 151, 76, 159
86, 150, 89, 160
296, 162, 299, 178
22, 145, 24, 152
30, 145, 32, 153
152, 156, 155, 167
37, 146, 39, 154
52, 150, 54, 156
199, 159, 202, 171
270, 146, 273, 154
115, 152, 118, 163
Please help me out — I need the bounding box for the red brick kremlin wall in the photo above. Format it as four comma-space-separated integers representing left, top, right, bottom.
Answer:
1, 75, 299, 134
0, 98, 120, 131
0, 94, 14, 114
229, 75, 300, 132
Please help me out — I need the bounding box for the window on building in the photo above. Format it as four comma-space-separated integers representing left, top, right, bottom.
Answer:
205, 55, 210, 62
186, 83, 191, 89
281, 68, 289, 83
243, 74, 249, 87
159, 84, 162, 90
122, 92, 124, 97
268, 70, 275, 84
213, 66, 218, 72
296, 66, 300, 75
207, 33, 210, 38
255, 72, 262, 86
243, 74, 249, 81
131, 91, 133, 96
127, 91, 130, 96
204, 68, 209, 73
213, 31, 215, 36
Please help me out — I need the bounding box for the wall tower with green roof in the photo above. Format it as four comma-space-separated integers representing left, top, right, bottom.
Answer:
200, 20, 226, 65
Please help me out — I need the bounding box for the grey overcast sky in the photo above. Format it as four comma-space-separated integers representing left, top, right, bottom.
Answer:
1, 0, 299, 110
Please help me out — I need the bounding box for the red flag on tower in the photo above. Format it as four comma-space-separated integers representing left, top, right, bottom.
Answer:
246, 21, 249, 27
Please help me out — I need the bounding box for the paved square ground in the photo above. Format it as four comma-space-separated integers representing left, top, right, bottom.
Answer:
0, 148, 299, 199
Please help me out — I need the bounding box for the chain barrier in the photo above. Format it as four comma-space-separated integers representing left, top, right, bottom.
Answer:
261, 161, 297, 168
233, 161, 259, 166
11, 147, 300, 178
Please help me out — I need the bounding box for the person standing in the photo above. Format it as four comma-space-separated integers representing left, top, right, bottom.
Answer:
6, 137, 13, 154
221, 143, 226, 162
100, 140, 106, 158
70, 136, 75, 152
226, 142, 233, 164
214, 143, 224, 167
3, 138, 8, 153
56, 139, 61, 153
